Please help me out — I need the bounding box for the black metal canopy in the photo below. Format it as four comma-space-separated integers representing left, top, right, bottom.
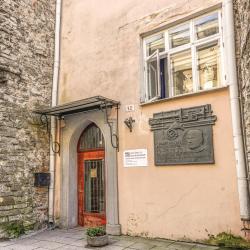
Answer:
34, 96, 120, 117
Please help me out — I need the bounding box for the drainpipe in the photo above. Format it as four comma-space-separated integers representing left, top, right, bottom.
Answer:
223, 0, 250, 220
49, 0, 62, 224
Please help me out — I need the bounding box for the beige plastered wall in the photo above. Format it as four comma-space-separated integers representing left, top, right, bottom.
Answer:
55, 0, 243, 240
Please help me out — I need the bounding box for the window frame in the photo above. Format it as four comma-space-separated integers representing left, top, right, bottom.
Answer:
142, 10, 225, 103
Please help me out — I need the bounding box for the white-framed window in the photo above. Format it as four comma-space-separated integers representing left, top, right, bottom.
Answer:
142, 10, 225, 102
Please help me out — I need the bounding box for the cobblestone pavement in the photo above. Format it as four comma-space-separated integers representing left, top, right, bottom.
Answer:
0, 227, 230, 250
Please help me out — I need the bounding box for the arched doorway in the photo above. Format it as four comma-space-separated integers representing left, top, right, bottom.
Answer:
77, 123, 106, 227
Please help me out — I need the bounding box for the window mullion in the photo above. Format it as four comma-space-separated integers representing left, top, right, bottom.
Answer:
192, 46, 198, 92
144, 61, 149, 101
218, 9, 226, 86
156, 49, 161, 97
142, 40, 148, 102
165, 30, 169, 51
168, 44, 191, 55
193, 34, 220, 47
145, 50, 158, 61
190, 19, 198, 92
165, 31, 171, 98
168, 53, 173, 97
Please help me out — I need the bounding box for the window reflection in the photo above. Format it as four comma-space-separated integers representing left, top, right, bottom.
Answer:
195, 13, 219, 39
171, 50, 193, 95
79, 124, 104, 151
169, 24, 190, 48
146, 34, 165, 56
147, 60, 158, 99
198, 42, 220, 90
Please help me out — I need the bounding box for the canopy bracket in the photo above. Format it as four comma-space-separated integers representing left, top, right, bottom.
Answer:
40, 114, 60, 154
101, 101, 119, 151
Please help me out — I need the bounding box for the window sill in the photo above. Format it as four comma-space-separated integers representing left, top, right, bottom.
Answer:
140, 85, 229, 107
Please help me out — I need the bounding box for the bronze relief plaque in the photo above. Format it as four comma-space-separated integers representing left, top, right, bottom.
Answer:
149, 104, 217, 165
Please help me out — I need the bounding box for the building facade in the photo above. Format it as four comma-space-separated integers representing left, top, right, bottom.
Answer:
1, 0, 250, 243
0, 0, 55, 237
48, 0, 250, 241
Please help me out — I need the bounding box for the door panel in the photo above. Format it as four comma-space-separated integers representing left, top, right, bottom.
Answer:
78, 151, 106, 227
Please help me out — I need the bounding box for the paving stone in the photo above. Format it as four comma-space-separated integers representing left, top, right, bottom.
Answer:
63, 231, 86, 239
113, 240, 135, 247
1, 244, 38, 250
152, 247, 173, 250
45, 236, 79, 244
81, 245, 124, 250
164, 242, 196, 250
139, 239, 174, 247
11, 238, 40, 245
32, 248, 49, 250
131, 237, 173, 248
0, 242, 14, 247
109, 235, 132, 241
69, 239, 87, 247
30, 240, 65, 249
129, 242, 156, 249
108, 238, 119, 245
33, 247, 48, 250
191, 245, 219, 250
55, 246, 85, 250
98, 246, 125, 250
33, 232, 58, 241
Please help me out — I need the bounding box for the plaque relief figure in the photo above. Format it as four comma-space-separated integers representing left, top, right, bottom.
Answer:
185, 129, 207, 152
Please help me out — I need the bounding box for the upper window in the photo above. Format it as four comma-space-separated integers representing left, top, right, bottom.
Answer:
142, 11, 223, 102
78, 124, 104, 151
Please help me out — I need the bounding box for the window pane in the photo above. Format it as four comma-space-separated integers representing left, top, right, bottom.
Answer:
195, 13, 219, 39
84, 160, 105, 213
146, 34, 165, 56
147, 60, 158, 99
160, 57, 169, 98
169, 24, 190, 48
171, 50, 193, 96
79, 124, 104, 151
198, 42, 221, 90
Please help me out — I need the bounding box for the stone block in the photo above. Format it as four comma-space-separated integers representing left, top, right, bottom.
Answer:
0, 196, 15, 206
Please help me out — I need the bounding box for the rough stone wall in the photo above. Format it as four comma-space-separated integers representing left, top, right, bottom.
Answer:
233, 1, 250, 171
0, 0, 55, 237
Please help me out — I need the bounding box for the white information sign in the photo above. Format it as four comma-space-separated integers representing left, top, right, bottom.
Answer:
123, 149, 148, 167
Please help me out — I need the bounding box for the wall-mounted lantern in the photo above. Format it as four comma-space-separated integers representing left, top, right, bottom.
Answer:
124, 117, 135, 132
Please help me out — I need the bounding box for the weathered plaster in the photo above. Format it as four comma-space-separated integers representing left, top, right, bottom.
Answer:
56, 0, 243, 240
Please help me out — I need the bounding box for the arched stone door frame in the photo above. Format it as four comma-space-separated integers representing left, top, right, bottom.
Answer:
59, 110, 121, 235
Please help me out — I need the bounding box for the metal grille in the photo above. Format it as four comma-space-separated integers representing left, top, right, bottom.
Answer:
84, 160, 105, 213
79, 124, 104, 150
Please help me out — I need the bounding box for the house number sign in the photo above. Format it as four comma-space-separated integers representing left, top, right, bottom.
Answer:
149, 104, 217, 165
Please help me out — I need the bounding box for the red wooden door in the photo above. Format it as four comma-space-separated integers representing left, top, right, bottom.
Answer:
78, 124, 106, 227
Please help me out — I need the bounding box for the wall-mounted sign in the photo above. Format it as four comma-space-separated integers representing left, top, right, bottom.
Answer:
125, 105, 135, 112
149, 104, 217, 165
90, 168, 97, 178
123, 149, 148, 167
